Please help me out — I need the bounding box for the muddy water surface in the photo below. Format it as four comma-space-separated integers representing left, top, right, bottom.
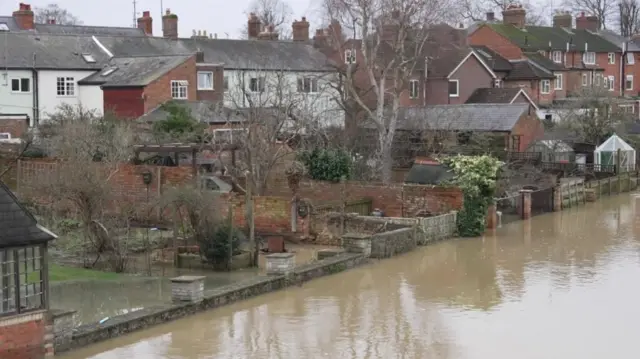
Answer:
60, 194, 640, 359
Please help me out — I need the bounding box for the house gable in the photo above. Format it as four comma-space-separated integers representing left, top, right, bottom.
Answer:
448, 51, 496, 79
467, 24, 524, 60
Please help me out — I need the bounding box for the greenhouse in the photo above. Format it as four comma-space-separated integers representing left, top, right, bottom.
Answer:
594, 134, 636, 172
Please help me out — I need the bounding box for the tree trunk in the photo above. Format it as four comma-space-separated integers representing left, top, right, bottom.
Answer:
378, 130, 395, 184
245, 177, 257, 267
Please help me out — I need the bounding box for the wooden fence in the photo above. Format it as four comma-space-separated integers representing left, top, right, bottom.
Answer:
314, 198, 373, 216
560, 178, 585, 208
586, 172, 638, 196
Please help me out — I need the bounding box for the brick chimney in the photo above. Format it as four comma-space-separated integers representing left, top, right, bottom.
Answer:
248, 13, 261, 39
381, 10, 400, 41
162, 9, 178, 39
137, 11, 152, 35
486, 12, 495, 21
292, 17, 310, 41
46, 18, 56, 24
553, 11, 572, 28
258, 24, 279, 40
576, 12, 599, 31
327, 19, 342, 45
313, 28, 327, 48
502, 4, 526, 29
13, 3, 34, 30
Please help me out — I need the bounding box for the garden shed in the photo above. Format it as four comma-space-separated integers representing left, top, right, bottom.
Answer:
528, 140, 574, 163
594, 134, 636, 172
0, 180, 57, 358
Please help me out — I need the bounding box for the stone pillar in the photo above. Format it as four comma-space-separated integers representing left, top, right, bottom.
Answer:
520, 189, 532, 220
50, 309, 76, 353
170, 275, 205, 303
341, 233, 372, 257
485, 201, 497, 229
585, 188, 597, 202
553, 185, 562, 211
265, 253, 296, 275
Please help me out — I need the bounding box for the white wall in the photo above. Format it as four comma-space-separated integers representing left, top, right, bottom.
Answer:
37, 70, 102, 120
0, 70, 36, 126
223, 69, 344, 128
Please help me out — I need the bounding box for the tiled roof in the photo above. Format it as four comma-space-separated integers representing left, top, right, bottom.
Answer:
471, 45, 512, 72
427, 47, 474, 78
0, 181, 56, 248
487, 23, 619, 53
524, 52, 567, 71
389, 103, 532, 132
78, 55, 192, 87
0, 15, 20, 31
505, 59, 555, 80
33, 23, 145, 37
93, 36, 333, 72
466, 88, 523, 104
0, 32, 108, 70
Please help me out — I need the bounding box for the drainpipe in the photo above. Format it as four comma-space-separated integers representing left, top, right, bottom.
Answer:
621, 41, 626, 96
31, 52, 39, 128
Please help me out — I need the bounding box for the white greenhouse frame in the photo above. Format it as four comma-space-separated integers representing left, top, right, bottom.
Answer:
594, 134, 636, 172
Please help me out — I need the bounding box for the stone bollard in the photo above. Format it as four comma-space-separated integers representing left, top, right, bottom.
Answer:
585, 188, 597, 202
170, 275, 205, 303
341, 233, 372, 257
553, 185, 562, 211
519, 189, 532, 220
265, 253, 295, 275
50, 309, 76, 353
316, 248, 345, 260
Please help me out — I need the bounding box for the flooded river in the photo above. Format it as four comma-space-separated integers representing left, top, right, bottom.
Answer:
60, 194, 640, 359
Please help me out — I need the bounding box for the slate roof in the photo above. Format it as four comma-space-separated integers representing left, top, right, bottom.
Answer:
427, 47, 474, 78
388, 103, 532, 132
0, 32, 109, 69
405, 160, 455, 185
0, 16, 20, 31
78, 55, 192, 87
0, 181, 56, 248
598, 29, 640, 51
505, 59, 555, 80
524, 52, 567, 71
466, 88, 523, 104
33, 23, 145, 37
486, 23, 620, 53
471, 45, 512, 72
94, 36, 333, 71
138, 101, 246, 124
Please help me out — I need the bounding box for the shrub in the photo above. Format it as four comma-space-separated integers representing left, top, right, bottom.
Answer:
298, 148, 352, 182
197, 224, 245, 267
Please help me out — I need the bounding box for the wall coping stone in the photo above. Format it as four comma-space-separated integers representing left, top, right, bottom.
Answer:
265, 253, 294, 259
50, 309, 76, 320
342, 233, 372, 239
170, 275, 206, 283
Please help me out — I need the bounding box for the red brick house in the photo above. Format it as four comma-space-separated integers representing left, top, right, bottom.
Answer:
468, 5, 620, 98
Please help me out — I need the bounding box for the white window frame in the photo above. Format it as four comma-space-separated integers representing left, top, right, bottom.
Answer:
594, 73, 602, 86
626, 75, 633, 90
494, 78, 502, 88
409, 79, 419, 99
297, 76, 319, 93
627, 52, 635, 65
10, 77, 30, 93
249, 77, 265, 93
170, 80, 188, 99
541, 79, 551, 94
608, 52, 615, 64
223, 76, 229, 92
448, 79, 459, 97
552, 51, 562, 63
582, 73, 588, 86
607, 75, 615, 91
345, 49, 356, 64
56, 77, 75, 97
620, 105, 635, 114
554, 74, 563, 90
212, 128, 247, 144
583, 51, 596, 65
197, 71, 214, 90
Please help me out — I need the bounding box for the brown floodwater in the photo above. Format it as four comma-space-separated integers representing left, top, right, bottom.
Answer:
60, 194, 640, 359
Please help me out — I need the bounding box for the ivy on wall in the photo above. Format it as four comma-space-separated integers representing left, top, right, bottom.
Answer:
298, 148, 353, 182
442, 155, 501, 237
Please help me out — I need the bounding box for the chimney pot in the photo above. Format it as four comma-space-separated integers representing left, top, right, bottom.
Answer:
143, 11, 150, 17
162, 9, 178, 39
552, 10, 572, 28
166, 9, 171, 15
576, 12, 599, 31
292, 16, 310, 41
13, 2, 34, 30
137, 10, 153, 35
502, 3, 526, 29
248, 12, 261, 39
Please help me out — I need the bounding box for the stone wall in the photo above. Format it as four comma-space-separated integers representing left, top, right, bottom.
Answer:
56, 253, 367, 354
370, 227, 417, 258
0, 311, 47, 359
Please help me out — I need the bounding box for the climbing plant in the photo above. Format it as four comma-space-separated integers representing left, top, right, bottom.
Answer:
298, 148, 353, 182
442, 155, 502, 237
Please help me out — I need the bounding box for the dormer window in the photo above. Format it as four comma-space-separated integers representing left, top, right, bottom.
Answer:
583, 52, 596, 65
82, 54, 96, 63
345, 49, 356, 64
552, 51, 562, 63
0, 23, 8, 31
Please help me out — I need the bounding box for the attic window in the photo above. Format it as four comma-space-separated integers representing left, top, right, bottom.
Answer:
0, 23, 8, 31
82, 54, 96, 63
101, 68, 117, 76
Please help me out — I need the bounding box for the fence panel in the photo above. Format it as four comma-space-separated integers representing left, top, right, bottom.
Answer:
530, 187, 554, 216
495, 194, 522, 225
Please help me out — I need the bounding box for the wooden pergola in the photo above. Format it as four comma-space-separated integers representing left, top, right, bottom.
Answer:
133, 143, 241, 177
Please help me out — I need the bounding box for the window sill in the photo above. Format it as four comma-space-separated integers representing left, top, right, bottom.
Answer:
197, 88, 214, 91
172, 97, 188, 100
56, 95, 77, 98
10, 91, 31, 94
449, 94, 459, 98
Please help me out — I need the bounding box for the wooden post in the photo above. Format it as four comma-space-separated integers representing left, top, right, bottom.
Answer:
340, 176, 346, 235
227, 204, 233, 269
608, 177, 612, 195
15, 159, 21, 193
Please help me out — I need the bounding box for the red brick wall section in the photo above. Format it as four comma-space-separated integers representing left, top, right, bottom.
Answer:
143, 55, 198, 114
221, 195, 291, 233
0, 312, 46, 359
0, 118, 29, 138
103, 87, 145, 119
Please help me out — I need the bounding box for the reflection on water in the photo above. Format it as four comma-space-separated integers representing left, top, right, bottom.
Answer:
60, 194, 640, 359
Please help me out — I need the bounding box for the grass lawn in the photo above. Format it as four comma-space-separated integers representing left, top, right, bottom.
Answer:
46, 264, 122, 282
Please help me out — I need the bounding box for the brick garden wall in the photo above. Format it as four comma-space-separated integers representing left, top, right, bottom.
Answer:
0, 311, 47, 359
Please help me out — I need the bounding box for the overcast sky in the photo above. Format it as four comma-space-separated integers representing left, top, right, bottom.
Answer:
0, 0, 321, 38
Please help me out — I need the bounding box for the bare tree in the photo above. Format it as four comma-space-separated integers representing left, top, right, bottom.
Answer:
564, 0, 616, 29
34, 3, 81, 25
242, 0, 293, 38
618, 0, 640, 36
24, 104, 135, 271
323, 0, 455, 183
458, 0, 548, 25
